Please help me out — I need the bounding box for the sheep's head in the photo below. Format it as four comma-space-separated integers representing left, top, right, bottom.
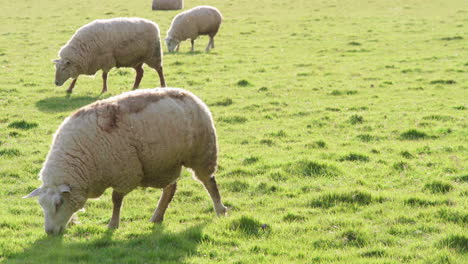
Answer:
165, 37, 179, 52
53, 59, 79, 86
24, 184, 83, 235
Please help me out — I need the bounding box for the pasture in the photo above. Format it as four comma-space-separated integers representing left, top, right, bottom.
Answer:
0, 0, 467, 263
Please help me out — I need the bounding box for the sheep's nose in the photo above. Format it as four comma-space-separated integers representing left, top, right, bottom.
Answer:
55, 81, 59, 86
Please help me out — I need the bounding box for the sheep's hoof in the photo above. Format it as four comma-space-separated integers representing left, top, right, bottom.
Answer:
107, 221, 119, 229
150, 216, 164, 224
216, 206, 228, 217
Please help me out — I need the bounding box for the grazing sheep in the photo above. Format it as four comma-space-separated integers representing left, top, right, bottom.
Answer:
152, 0, 183, 10
166, 6, 223, 52
24, 88, 227, 235
54, 18, 166, 94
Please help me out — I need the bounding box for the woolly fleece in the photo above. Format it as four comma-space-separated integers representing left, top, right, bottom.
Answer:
39, 88, 218, 212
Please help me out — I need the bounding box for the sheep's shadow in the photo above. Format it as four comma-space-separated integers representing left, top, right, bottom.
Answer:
6, 224, 206, 263
165, 48, 220, 56
35, 94, 100, 113
166, 50, 203, 55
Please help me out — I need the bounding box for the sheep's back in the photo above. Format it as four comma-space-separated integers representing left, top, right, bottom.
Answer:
68, 88, 215, 190
190, 7, 222, 35
169, 6, 222, 40
60, 18, 160, 69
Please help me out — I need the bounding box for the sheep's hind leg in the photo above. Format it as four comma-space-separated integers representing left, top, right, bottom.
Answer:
66, 78, 78, 94
150, 183, 177, 223
206, 37, 214, 52
101, 71, 108, 93
190, 39, 195, 52
156, 66, 166, 87
133, 63, 144, 90
195, 172, 227, 216
108, 191, 125, 229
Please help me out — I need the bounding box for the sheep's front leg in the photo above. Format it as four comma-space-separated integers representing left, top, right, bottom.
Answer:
190, 39, 195, 52
150, 183, 177, 223
66, 78, 78, 94
108, 191, 125, 229
133, 63, 144, 89
101, 71, 108, 93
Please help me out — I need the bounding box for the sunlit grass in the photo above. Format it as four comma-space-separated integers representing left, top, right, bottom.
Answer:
0, 0, 467, 263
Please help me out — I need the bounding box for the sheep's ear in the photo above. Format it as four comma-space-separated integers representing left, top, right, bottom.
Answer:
23, 187, 42, 198
59, 184, 71, 194
52, 59, 60, 64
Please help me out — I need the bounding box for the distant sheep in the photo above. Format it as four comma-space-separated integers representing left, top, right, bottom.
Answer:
54, 18, 166, 94
24, 88, 227, 235
152, 0, 183, 10
166, 6, 223, 52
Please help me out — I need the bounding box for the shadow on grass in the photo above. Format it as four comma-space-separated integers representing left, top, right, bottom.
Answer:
166, 50, 205, 56
6, 224, 206, 264
35, 95, 99, 113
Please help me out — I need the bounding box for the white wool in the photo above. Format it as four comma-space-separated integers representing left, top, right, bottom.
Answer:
166, 5, 222, 43
152, 0, 183, 10
39, 88, 219, 211
59, 17, 163, 75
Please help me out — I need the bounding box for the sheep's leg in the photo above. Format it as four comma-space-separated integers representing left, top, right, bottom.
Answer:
197, 175, 227, 216
108, 191, 125, 229
190, 39, 195, 52
133, 63, 144, 90
150, 183, 177, 223
66, 78, 78, 94
101, 71, 108, 93
156, 66, 166, 87
206, 37, 214, 52
175, 44, 180, 52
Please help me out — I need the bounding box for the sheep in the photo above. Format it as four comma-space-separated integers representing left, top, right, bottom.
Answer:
152, 0, 183, 10
165, 6, 223, 52
53, 18, 166, 94
24, 88, 227, 235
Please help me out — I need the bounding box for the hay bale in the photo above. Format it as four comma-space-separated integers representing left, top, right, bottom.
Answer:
152, 0, 183, 10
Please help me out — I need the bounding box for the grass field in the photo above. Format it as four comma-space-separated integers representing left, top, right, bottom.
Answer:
0, 0, 467, 263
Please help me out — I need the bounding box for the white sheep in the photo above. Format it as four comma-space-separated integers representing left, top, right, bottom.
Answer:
152, 0, 183, 10
24, 88, 227, 235
165, 6, 223, 52
54, 18, 166, 94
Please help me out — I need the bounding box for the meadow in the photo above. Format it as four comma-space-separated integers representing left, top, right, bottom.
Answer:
0, 0, 467, 263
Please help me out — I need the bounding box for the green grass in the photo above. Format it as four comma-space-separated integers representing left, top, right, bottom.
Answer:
1, 0, 467, 263
7, 120, 38, 130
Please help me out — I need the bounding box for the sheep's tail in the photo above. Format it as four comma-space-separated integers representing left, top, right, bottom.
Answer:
154, 34, 163, 66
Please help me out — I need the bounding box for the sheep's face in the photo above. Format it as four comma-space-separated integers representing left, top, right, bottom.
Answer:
24, 184, 77, 235
53, 59, 79, 86
165, 37, 179, 52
